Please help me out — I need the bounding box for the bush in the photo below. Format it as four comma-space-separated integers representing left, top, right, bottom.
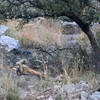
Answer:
7, 89, 19, 100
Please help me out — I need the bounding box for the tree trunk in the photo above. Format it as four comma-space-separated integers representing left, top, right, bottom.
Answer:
78, 27, 100, 72
83, 29, 100, 72
77, 23, 100, 72
84, 28, 99, 52
65, 13, 100, 72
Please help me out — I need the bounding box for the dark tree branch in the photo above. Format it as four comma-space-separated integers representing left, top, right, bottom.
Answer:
59, 11, 99, 52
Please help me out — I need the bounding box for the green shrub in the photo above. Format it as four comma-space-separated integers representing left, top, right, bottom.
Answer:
7, 90, 19, 100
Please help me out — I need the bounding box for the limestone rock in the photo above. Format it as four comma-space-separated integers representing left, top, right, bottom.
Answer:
0, 25, 8, 35
89, 92, 100, 100
0, 35, 20, 52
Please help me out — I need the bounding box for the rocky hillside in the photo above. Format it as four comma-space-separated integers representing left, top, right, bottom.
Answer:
0, 19, 100, 100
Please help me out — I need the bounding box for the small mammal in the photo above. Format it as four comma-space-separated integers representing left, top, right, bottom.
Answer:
12, 59, 44, 77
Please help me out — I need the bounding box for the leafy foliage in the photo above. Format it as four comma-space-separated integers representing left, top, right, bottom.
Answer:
0, 0, 99, 24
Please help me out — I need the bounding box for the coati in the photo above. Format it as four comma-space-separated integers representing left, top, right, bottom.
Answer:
12, 59, 44, 77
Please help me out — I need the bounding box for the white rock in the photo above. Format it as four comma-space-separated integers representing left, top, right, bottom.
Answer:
89, 92, 100, 100
81, 91, 88, 100
63, 81, 89, 99
79, 81, 89, 90
0, 35, 20, 51
61, 21, 77, 26
64, 81, 88, 93
0, 25, 8, 35
48, 96, 53, 100
64, 84, 76, 94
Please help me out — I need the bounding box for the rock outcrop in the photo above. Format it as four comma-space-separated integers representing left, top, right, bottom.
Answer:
0, 25, 20, 52
0, 25, 8, 36
0, 35, 20, 52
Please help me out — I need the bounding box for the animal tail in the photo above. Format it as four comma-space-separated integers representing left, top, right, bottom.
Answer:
28, 69, 44, 78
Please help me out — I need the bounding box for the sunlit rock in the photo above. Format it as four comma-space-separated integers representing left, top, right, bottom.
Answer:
0, 25, 8, 35
89, 92, 100, 100
0, 35, 20, 52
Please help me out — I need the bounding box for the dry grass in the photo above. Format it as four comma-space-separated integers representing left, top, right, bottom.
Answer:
5, 18, 62, 48
20, 18, 62, 47
77, 32, 90, 44
6, 19, 23, 30
2, 70, 19, 100
0, 49, 19, 100
1, 19, 100, 100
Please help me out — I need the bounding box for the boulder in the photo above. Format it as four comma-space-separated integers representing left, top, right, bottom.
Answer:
81, 91, 88, 100
0, 35, 20, 52
89, 91, 100, 100
61, 21, 80, 34
63, 81, 89, 99
0, 25, 8, 35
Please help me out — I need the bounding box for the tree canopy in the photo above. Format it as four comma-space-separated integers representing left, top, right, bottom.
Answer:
0, 0, 100, 24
